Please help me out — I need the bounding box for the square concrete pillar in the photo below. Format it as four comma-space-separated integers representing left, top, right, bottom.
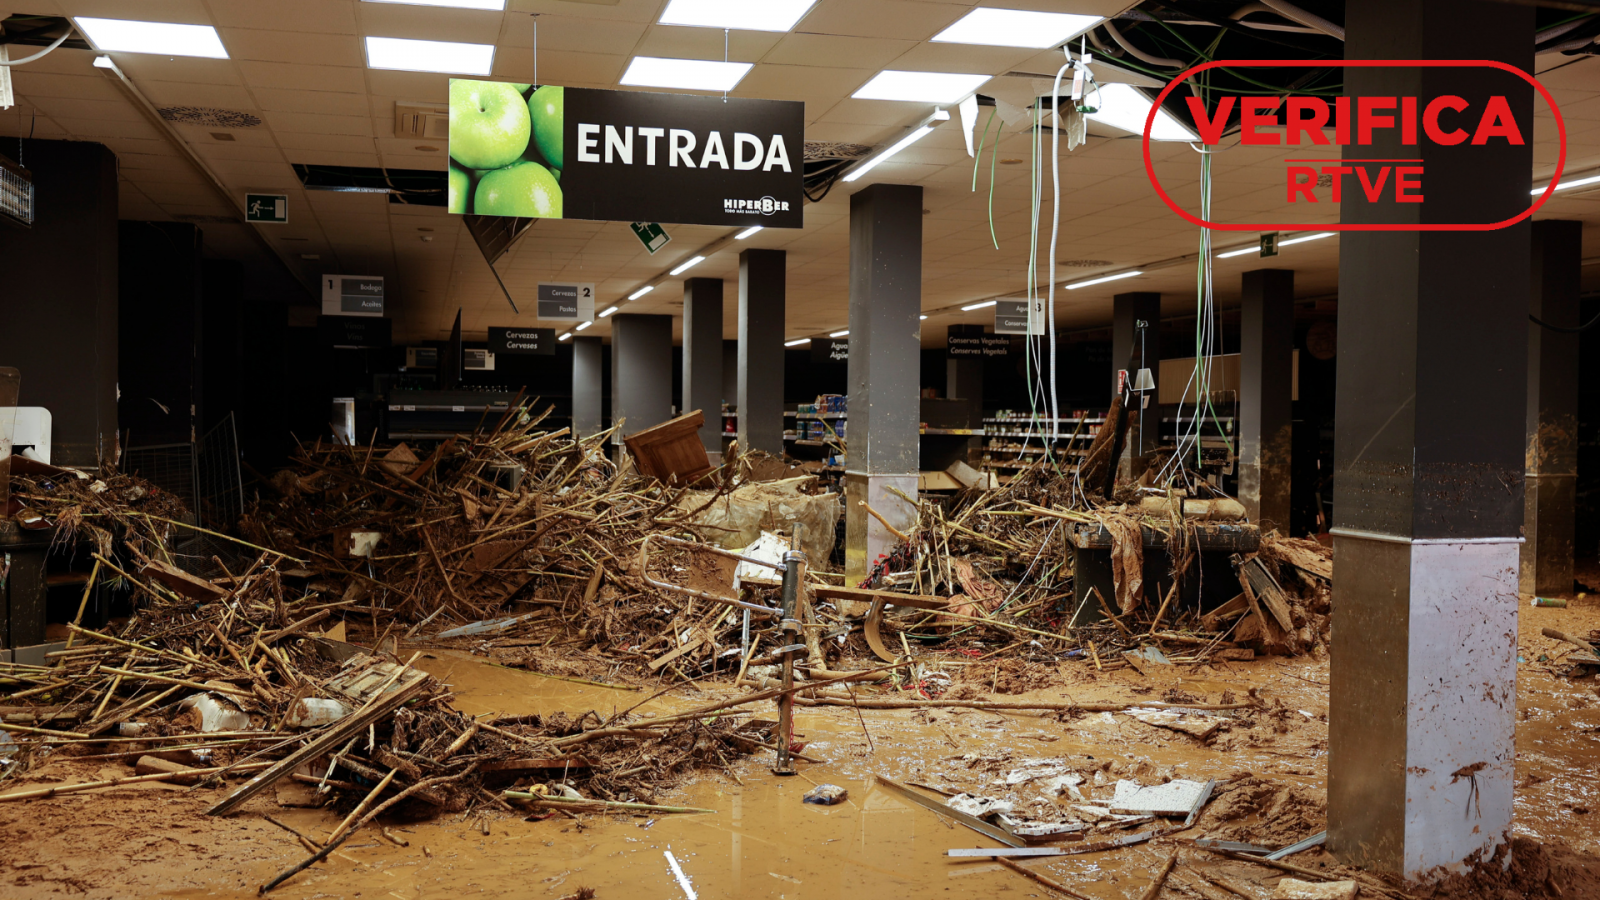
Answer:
611, 314, 673, 453
682, 277, 724, 463
844, 184, 922, 591
1328, 0, 1532, 878
1239, 269, 1294, 533
571, 336, 603, 438
1522, 220, 1580, 596
737, 249, 785, 455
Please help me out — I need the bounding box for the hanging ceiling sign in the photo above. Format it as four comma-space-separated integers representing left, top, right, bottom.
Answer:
536, 283, 595, 321
488, 326, 557, 356
321, 275, 384, 317
318, 315, 391, 348
810, 339, 849, 365
448, 81, 804, 229
948, 325, 1012, 358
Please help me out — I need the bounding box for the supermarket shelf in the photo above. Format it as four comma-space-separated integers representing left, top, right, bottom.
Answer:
920, 427, 979, 435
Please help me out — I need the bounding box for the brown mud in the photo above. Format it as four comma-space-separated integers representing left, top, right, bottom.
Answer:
3, 604, 1600, 899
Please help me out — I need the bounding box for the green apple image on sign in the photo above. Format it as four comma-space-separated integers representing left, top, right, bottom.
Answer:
448, 79, 564, 218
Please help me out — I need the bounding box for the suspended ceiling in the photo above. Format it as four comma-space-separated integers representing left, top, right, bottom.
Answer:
2, 0, 1599, 348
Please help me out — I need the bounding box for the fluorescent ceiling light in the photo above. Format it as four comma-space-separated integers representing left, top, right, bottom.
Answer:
659, 0, 818, 32
830, 330, 849, 338
920, 315, 928, 320
932, 9, 1102, 49
365, 36, 494, 75
598, 306, 619, 318
92, 55, 116, 69
734, 225, 763, 240
1216, 244, 1260, 259
1066, 270, 1142, 290
853, 70, 990, 104
362, 0, 503, 9
74, 18, 228, 58
784, 338, 811, 347
842, 108, 949, 184
670, 255, 706, 276
961, 299, 997, 311
558, 332, 572, 341
1278, 231, 1334, 247
628, 285, 655, 300
622, 56, 751, 92
1532, 173, 1600, 194
1083, 83, 1197, 142
576, 320, 592, 331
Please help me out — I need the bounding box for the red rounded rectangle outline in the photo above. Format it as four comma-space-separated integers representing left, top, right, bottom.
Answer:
1141, 60, 1567, 232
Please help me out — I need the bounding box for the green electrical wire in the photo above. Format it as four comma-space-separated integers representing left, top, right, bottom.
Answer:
971, 107, 995, 190
986, 114, 1001, 251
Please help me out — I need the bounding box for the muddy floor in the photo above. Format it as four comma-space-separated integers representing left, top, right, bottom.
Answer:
4, 601, 1600, 899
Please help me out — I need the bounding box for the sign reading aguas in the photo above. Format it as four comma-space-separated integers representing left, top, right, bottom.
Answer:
448, 81, 804, 229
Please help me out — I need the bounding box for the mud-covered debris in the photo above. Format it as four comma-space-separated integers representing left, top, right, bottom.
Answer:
802, 784, 848, 805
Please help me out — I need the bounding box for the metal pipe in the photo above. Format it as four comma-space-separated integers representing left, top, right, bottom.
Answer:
636, 533, 782, 618
772, 527, 806, 776
1257, 0, 1344, 40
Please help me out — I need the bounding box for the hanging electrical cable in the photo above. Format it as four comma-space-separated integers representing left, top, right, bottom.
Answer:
0, 27, 73, 66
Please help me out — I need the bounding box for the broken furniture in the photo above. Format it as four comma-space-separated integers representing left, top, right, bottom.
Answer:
624, 410, 713, 485
1068, 520, 1259, 626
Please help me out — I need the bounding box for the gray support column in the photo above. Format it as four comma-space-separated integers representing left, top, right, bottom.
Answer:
0, 139, 119, 467
737, 249, 786, 455
1111, 292, 1161, 466
1328, 0, 1532, 878
843, 184, 923, 598
947, 352, 984, 427
1239, 269, 1295, 532
571, 336, 603, 438
1522, 220, 1581, 596
682, 277, 725, 463
610, 314, 673, 456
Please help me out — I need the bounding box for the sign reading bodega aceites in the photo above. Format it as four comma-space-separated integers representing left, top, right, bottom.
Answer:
448, 80, 804, 229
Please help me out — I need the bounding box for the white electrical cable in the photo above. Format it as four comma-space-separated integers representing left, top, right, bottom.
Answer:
0, 28, 72, 66
1047, 57, 1070, 444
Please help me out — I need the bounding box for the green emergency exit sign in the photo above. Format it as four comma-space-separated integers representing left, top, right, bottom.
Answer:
629, 222, 671, 254
246, 193, 288, 224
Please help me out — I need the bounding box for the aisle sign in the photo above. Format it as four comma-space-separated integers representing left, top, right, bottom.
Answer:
947, 325, 1012, 358
489, 327, 557, 356
810, 338, 850, 365
993, 299, 1045, 336
536, 283, 595, 321
318, 315, 391, 348
321, 275, 385, 317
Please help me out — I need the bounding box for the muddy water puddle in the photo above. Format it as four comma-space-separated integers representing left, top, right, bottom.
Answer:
156, 651, 1333, 900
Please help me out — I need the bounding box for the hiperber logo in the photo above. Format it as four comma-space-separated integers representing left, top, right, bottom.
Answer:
724, 196, 789, 216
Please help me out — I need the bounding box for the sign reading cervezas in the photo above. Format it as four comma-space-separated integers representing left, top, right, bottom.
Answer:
448, 81, 804, 229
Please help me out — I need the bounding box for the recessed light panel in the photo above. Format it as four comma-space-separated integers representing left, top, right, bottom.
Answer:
363, 0, 505, 9
852, 70, 990, 104
621, 56, 752, 92
365, 36, 495, 75
74, 18, 229, 58
659, 0, 817, 32
932, 9, 1103, 49
1083, 83, 1197, 141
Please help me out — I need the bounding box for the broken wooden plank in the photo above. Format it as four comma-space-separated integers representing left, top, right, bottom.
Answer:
478, 756, 595, 774
207, 674, 429, 817
139, 559, 227, 602
812, 586, 946, 610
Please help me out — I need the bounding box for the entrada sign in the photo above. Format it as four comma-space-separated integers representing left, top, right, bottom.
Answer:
449, 81, 804, 229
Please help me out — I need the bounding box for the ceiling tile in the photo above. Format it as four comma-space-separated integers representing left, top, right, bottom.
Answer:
237, 60, 368, 93
492, 48, 626, 86
251, 87, 372, 117
263, 110, 375, 136
632, 24, 784, 61
763, 33, 916, 70
208, 0, 359, 33
220, 28, 364, 67
110, 55, 242, 86
523, 14, 648, 55
797, 0, 968, 42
